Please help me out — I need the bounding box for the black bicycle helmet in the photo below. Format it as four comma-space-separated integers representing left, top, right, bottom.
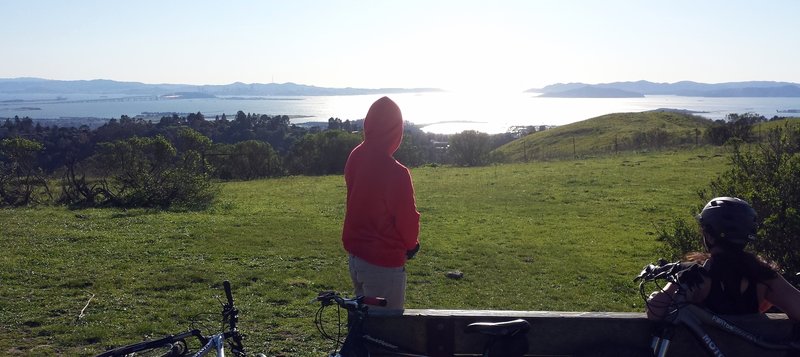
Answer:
696, 197, 757, 248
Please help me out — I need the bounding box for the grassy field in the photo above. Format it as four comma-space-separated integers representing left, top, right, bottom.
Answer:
0, 147, 730, 356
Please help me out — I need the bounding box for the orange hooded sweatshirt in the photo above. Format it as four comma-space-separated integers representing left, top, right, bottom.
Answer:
342, 96, 420, 268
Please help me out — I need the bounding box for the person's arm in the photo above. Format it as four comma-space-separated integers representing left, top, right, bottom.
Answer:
646, 272, 710, 320
646, 283, 677, 320
390, 167, 420, 251
764, 275, 800, 321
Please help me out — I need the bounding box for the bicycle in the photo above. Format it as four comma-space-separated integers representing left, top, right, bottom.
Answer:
635, 260, 800, 357
314, 290, 530, 357
95, 281, 256, 357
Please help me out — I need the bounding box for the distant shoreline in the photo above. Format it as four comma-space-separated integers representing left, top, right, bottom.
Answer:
3, 93, 799, 134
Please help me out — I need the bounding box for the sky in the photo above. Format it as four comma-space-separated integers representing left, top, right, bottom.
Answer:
2, 0, 799, 92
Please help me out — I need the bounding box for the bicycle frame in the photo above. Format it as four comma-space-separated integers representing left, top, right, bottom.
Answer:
651, 303, 799, 357
193, 332, 232, 357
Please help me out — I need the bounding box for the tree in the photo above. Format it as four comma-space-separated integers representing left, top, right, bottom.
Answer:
0, 137, 51, 206
394, 123, 434, 167
174, 127, 213, 175
187, 112, 206, 129
328, 117, 343, 130
705, 113, 766, 146
219, 140, 283, 180
449, 130, 491, 166
285, 130, 361, 175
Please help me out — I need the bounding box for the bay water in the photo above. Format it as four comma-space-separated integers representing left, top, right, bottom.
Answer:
2, 91, 799, 134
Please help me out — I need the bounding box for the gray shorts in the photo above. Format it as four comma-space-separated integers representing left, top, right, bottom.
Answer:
348, 254, 407, 310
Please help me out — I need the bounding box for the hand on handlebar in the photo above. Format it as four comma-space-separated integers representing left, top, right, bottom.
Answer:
676, 264, 710, 304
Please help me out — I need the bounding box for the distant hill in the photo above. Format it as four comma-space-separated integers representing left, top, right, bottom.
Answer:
0, 77, 442, 97
493, 111, 714, 161
537, 86, 644, 98
527, 80, 800, 97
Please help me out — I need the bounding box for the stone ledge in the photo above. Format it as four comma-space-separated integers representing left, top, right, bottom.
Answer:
362, 309, 796, 356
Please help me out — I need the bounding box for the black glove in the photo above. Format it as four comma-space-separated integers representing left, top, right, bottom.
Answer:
676, 264, 708, 290
406, 243, 420, 260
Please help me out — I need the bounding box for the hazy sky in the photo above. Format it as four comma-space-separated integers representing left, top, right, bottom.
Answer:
2, 0, 799, 92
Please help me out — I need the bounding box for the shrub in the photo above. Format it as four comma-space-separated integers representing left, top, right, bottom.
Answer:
60, 135, 217, 209
655, 216, 703, 261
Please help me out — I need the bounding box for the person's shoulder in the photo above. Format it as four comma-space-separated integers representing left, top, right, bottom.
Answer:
390, 160, 412, 175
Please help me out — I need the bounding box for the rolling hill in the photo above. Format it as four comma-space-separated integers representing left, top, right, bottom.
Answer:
494, 111, 714, 161
0, 77, 441, 96
528, 80, 800, 97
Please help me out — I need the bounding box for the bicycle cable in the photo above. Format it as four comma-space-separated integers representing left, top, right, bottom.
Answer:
315, 298, 347, 351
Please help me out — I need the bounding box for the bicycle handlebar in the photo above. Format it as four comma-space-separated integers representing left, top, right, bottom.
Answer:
316, 291, 388, 310
635, 260, 707, 292
635, 260, 682, 282
362, 296, 388, 307
220, 280, 244, 354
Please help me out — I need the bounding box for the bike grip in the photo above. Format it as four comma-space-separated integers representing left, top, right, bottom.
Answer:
363, 296, 388, 307
223, 280, 234, 305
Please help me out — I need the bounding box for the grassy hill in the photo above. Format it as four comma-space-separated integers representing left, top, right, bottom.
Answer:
494, 111, 713, 162
754, 116, 800, 133
0, 148, 731, 356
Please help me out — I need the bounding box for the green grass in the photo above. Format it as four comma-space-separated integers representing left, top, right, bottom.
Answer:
0, 148, 729, 356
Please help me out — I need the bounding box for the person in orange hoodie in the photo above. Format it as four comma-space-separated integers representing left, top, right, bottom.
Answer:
342, 96, 421, 309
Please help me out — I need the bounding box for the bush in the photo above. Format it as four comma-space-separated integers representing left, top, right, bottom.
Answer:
655, 217, 703, 261
60, 135, 217, 209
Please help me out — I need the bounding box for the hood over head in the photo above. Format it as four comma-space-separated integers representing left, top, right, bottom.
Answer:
363, 96, 403, 154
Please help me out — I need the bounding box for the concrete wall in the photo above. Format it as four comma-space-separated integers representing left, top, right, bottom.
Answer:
363, 309, 797, 356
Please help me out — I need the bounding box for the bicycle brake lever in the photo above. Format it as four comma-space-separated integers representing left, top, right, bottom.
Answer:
315, 290, 338, 305
634, 264, 658, 282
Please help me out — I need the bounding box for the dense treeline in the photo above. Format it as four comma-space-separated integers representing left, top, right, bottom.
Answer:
0, 112, 517, 207
2, 110, 786, 208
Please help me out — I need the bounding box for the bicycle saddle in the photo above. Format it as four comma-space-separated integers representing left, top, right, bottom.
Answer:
464, 319, 531, 336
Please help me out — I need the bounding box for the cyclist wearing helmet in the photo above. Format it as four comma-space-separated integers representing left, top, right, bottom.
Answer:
647, 197, 800, 321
